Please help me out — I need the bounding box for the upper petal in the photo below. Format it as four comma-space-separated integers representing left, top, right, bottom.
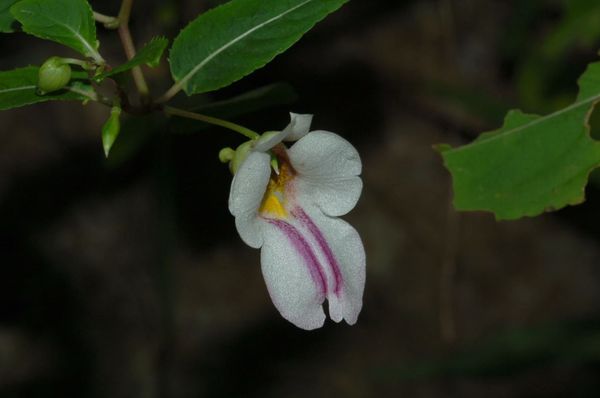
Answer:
260, 218, 327, 330
288, 131, 363, 216
284, 113, 313, 141
254, 113, 313, 152
228, 151, 271, 248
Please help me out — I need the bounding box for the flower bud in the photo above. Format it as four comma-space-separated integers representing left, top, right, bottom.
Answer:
270, 156, 280, 175
219, 147, 235, 163
38, 57, 72, 94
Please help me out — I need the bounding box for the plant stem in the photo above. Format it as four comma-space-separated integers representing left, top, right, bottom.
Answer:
67, 86, 112, 107
156, 82, 184, 104
116, 0, 150, 100
61, 58, 93, 70
93, 11, 118, 27
117, 0, 134, 25
163, 106, 260, 139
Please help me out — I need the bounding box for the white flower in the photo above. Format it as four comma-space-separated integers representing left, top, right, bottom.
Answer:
228, 113, 366, 330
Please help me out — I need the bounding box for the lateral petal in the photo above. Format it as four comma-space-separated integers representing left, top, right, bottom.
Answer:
289, 131, 363, 216
228, 151, 271, 248
260, 219, 327, 330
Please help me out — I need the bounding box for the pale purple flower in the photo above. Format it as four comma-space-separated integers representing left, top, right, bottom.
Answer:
228, 113, 366, 330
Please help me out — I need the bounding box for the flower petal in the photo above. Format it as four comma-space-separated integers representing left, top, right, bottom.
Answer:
284, 113, 313, 141
260, 218, 327, 330
228, 151, 271, 248
254, 113, 314, 152
289, 131, 363, 216
298, 205, 366, 325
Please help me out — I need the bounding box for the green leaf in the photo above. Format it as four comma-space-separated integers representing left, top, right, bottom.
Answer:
98, 37, 168, 80
10, 0, 103, 63
169, 0, 349, 95
439, 61, 600, 220
0, 66, 91, 110
102, 105, 122, 157
0, 0, 19, 32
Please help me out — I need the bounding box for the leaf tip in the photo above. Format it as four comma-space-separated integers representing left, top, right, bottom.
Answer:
433, 143, 453, 154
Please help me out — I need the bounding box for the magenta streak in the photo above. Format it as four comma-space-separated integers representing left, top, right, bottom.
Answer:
267, 219, 328, 299
292, 208, 343, 296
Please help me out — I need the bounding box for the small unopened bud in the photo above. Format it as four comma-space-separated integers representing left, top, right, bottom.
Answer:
38, 57, 72, 94
270, 156, 280, 175
219, 147, 235, 163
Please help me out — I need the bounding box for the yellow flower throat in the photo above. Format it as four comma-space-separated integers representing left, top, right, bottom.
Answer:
259, 162, 294, 219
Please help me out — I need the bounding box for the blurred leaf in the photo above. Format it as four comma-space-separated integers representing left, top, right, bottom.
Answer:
169, 0, 349, 95
0, 66, 90, 110
498, 1, 546, 58
514, 0, 600, 112
542, 0, 600, 58
10, 0, 102, 62
425, 80, 511, 127
102, 105, 122, 157
0, 0, 19, 32
169, 82, 297, 134
98, 37, 168, 80
392, 320, 600, 380
439, 61, 600, 220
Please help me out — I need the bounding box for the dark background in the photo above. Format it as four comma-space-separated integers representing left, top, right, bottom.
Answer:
2, 0, 600, 397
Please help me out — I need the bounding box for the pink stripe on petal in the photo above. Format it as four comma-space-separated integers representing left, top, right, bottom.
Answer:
267, 219, 328, 299
292, 208, 343, 296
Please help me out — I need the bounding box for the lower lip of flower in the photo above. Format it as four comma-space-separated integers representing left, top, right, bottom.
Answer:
291, 207, 343, 296
266, 218, 328, 298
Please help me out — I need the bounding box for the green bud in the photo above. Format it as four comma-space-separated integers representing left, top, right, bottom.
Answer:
38, 57, 72, 94
219, 147, 235, 163
230, 141, 254, 174
270, 155, 280, 175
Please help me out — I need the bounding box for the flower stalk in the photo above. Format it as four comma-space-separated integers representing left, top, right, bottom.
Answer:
163, 106, 260, 139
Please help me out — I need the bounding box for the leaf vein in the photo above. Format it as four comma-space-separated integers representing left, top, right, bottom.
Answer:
0, 85, 36, 94
453, 94, 600, 153
177, 0, 314, 90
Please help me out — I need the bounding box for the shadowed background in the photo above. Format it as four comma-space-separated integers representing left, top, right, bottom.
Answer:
2, 0, 600, 397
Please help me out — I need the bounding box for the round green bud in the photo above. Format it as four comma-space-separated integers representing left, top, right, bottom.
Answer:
38, 57, 72, 94
230, 141, 254, 174
218, 147, 235, 163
